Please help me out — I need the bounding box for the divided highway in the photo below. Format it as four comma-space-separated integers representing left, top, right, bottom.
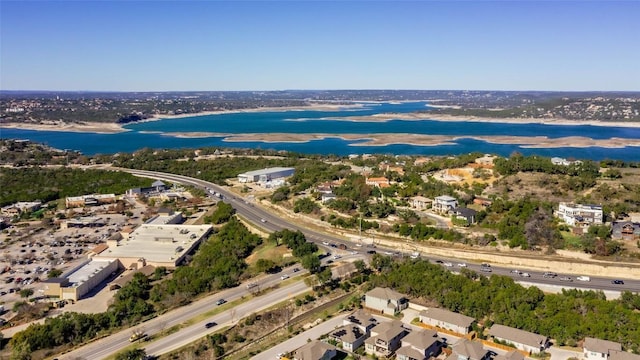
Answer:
118, 168, 640, 294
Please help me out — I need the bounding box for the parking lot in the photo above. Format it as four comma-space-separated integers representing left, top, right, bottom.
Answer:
0, 202, 147, 322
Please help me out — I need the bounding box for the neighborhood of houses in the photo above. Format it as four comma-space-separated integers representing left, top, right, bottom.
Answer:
287, 287, 640, 360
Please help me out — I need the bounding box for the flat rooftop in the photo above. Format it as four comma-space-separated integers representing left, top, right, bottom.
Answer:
240, 167, 295, 177
97, 224, 213, 266
66, 259, 116, 287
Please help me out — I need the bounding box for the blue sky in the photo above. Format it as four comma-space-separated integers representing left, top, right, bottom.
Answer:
1, 1, 638, 91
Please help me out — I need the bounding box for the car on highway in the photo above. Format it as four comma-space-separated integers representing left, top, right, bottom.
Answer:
510, 269, 521, 274
480, 267, 492, 272
520, 272, 531, 277
333, 254, 342, 260
611, 279, 624, 285
260, 218, 267, 223
443, 262, 453, 267
322, 241, 330, 245
292, 267, 300, 272
457, 263, 467, 267
366, 250, 376, 254
280, 274, 289, 280
543, 272, 557, 278
215, 299, 226, 305
560, 276, 573, 282
205, 321, 217, 329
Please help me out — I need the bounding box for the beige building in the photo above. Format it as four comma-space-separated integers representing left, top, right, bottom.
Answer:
42, 259, 119, 302
95, 223, 213, 269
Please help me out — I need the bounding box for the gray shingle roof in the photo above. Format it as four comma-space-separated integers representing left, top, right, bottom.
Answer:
584, 337, 622, 354
488, 324, 547, 349
366, 287, 407, 301
420, 307, 475, 328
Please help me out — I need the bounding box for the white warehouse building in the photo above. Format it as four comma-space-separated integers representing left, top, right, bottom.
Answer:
237, 167, 295, 183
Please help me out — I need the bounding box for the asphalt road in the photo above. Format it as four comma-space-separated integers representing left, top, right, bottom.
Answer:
118, 168, 640, 294
57, 268, 309, 360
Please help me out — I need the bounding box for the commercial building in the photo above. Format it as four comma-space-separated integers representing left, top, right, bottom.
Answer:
96, 223, 213, 269
65, 194, 116, 208
1, 201, 42, 216
42, 259, 119, 301
237, 167, 295, 183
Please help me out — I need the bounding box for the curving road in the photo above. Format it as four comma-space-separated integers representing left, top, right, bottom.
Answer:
117, 168, 640, 294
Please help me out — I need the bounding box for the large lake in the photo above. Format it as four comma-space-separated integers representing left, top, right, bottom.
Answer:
2, 102, 640, 160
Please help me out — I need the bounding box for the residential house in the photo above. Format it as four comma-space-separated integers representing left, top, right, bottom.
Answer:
609, 350, 640, 360
473, 197, 493, 208
321, 193, 337, 203
451, 207, 477, 225
475, 155, 497, 167
396, 329, 442, 360
583, 337, 622, 359
433, 195, 458, 214
330, 310, 377, 351
495, 350, 525, 360
447, 339, 489, 360
411, 196, 433, 211
611, 222, 640, 241
330, 325, 368, 352
487, 324, 549, 355
316, 182, 334, 194
555, 202, 603, 227
366, 177, 391, 188
294, 340, 337, 360
365, 287, 409, 315
419, 307, 475, 335
344, 309, 378, 333
364, 320, 410, 357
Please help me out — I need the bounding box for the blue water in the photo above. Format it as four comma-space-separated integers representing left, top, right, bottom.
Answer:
2, 102, 640, 161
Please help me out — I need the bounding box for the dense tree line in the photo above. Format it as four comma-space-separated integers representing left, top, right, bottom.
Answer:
151, 218, 261, 302
9, 273, 154, 359
0, 167, 151, 206
494, 154, 600, 178
204, 201, 236, 224
392, 222, 464, 242
369, 257, 640, 351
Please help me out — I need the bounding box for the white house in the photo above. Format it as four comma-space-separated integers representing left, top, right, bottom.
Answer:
433, 195, 458, 214
583, 337, 622, 359
556, 202, 603, 227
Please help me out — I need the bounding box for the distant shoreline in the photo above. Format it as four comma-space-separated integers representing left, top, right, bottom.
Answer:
1, 102, 640, 135
154, 132, 640, 149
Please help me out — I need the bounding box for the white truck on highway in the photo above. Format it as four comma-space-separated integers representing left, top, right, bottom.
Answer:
577, 276, 591, 282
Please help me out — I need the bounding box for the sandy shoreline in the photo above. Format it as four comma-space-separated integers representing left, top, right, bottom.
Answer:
0, 103, 366, 134
2, 103, 640, 134
156, 132, 640, 149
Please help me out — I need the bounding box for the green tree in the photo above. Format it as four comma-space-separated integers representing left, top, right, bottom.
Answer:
19, 289, 34, 299
301, 254, 321, 274
115, 348, 147, 360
